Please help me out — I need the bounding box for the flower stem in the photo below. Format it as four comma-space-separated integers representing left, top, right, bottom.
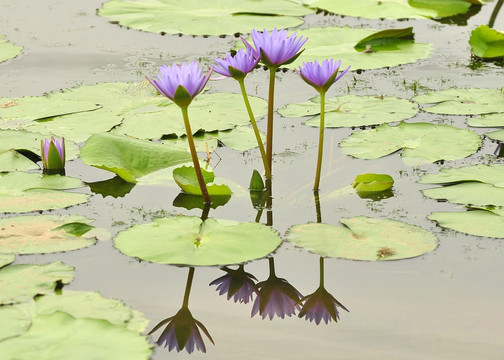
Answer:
266, 67, 277, 178
238, 78, 270, 178
313, 92, 326, 191
182, 267, 195, 307
181, 106, 211, 203
319, 257, 325, 287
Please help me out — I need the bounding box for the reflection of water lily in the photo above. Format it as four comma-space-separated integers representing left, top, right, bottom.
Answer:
251, 258, 303, 319
212, 48, 259, 80
210, 265, 257, 304
298, 59, 350, 94
41, 136, 65, 171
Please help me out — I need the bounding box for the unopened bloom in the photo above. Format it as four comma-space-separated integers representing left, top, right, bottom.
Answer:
147, 61, 212, 108
212, 49, 259, 80
298, 59, 350, 94
41, 136, 65, 170
242, 28, 307, 68
209, 265, 257, 304
298, 286, 349, 325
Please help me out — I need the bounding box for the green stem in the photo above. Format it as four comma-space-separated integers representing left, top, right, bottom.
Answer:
238, 79, 270, 178
181, 107, 211, 204
313, 190, 322, 224
313, 92, 326, 191
182, 267, 195, 307
266, 67, 277, 178
489, 0, 503, 28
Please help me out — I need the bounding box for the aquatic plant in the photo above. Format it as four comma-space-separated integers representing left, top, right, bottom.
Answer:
40, 136, 65, 172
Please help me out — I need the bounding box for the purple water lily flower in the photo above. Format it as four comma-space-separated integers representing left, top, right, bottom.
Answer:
41, 136, 65, 170
147, 61, 212, 108
298, 59, 350, 94
298, 286, 349, 325
210, 265, 257, 304
242, 28, 307, 68
212, 49, 259, 80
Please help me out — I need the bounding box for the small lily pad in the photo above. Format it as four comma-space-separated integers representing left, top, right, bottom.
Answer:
114, 216, 283, 266
172, 166, 232, 196
469, 25, 504, 59
340, 122, 481, 166
428, 209, 504, 238
0, 35, 23, 63
286, 216, 437, 261
352, 173, 394, 192
279, 95, 418, 128
354, 27, 415, 52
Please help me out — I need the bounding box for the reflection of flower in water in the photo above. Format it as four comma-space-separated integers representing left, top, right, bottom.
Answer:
299, 257, 349, 325
149, 267, 214, 354
209, 265, 257, 304
251, 258, 303, 320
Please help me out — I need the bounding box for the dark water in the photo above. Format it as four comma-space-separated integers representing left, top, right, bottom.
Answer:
1, 1, 504, 359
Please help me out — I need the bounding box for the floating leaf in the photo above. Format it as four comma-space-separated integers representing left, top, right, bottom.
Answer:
172, 166, 232, 196
340, 122, 481, 166
286, 216, 437, 261
0, 311, 152, 360
428, 209, 504, 238
80, 133, 192, 183
0, 262, 74, 305
0, 253, 15, 268
0, 35, 22, 63
467, 113, 504, 127
424, 182, 504, 206
420, 164, 504, 187
413, 88, 504, 115
114, 216, 282, 266
212, 126, 266, 151
98, 0, 312, 36
352, 173, 394, 192
486, 129, 504, 141
469, 25, 504, 59
279, 95, 418, 128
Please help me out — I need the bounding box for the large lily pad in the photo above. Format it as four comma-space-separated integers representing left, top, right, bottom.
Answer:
114, 216, 283, 266
0, 215, 109, 255
286, 216, 437, 261
0, 311, 152, 360
339, 122, 481, 166
80, 133, 192, 182
419, 164, 504, 187
98, 0, 312, 36
413, 88, 504, 115
279, 95, 418, 128
469, 25, 504, 59
467, 113, 504, 127
0, 262, 74, 305
428, 209, 504, 238
423, 182, 504, 206
0, 35, 22, 63
0, 253, 15, 268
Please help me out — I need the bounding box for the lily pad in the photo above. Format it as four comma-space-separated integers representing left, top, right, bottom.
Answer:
286, 216, 437, 261
486, 129, 504, 141
0, 311, 152, 360
300, 0, 474, 19
413, 88, 504, 115
98, 0, 312, 36
352, 173, 394, 192
0, 253, 15, 268
0, 215, 109, 255
0, 262, 74, 305
114, 216, 283, 266
469, 25, 504, 59
340, 122, 481, 166
173, 166, 232, 196
279, 95, 418, 128
467, 113, 504, 127
423, 182, 504, 206
80, 133, 192, 183
428, 209, 504, 238
0, 35, 23, 63
419, 164, 504, 187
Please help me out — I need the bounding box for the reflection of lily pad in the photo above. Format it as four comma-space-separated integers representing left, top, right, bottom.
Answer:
114, 216, 283, 266
0, 35, 23, 63
469, 25, 504, 59
98, 0, 312, 36
0, 215, 109, 255
428, 209, 504, 238
286, 216, 437, 261
414, 88, 504, 115
86, 176, 136, 198
0, 262, 74, 305
0, 253, 15, 268
340, 122, 481, 166
279, 95, 418, 128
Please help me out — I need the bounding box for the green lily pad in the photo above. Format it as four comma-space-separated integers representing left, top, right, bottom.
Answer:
286, 216, 437, 261
0, 253, 15, 268
279, 95, 418, 128
80, 133, 192, 183
469, 25, 504, 59
340, 122, 481, 166
0, 311, 152, 360
352, 173, 394, 192
173, 166, 232, 196
0, 302, 36, 341
0, 262, 74, 305
300, 0, 474, 19
98, 0, 312, 36
0, 35, 23, 63
114, 216, 283, 266
428, 209, 504, 238
354, 27, 415, 52
423, 182, 504, 206
211, 126, 266, 152
467, 113, 504, 127
420, 164, 504, 187
0, 172, 88, 213
486, 129, 504, 141
0, 215, 109, 255
413, 88, 504, 115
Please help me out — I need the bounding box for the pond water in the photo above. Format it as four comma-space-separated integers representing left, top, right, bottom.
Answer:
1, 1, 504, 359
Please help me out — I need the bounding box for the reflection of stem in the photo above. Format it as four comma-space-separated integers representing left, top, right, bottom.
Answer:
313, 190, 322, 224
313, 92, 326, 191
266, 68, 277, 177
266, 178, 273, 227
238, 79, 270, 178
182, 267, 195, 308
268, 257, 276, 277
181, 107, 211, 204
489, 0, 503, 28
319, 257, 324, 288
